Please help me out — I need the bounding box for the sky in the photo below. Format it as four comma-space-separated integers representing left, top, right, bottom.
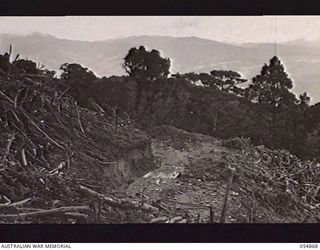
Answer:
0, 16, 320, 43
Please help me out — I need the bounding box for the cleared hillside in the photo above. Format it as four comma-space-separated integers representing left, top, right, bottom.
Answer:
0, 64, 157, 223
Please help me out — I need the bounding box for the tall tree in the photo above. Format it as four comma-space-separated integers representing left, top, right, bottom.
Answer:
123, 46, 170, 81
246, 56, 296, 107
122, 46, 171, 116
246, 56, 297, 147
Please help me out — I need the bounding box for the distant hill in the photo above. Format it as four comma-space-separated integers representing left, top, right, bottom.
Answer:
0, 33, 319, 103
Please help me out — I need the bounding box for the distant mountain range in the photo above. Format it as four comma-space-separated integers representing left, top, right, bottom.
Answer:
0, 33, 319, 103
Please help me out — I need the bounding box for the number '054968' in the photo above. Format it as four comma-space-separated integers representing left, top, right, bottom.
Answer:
300, 244, 318, 248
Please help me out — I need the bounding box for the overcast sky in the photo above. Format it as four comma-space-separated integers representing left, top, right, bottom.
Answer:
0, 16, 320, 43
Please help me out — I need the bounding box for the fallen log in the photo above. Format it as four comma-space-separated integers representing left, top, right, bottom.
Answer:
220, 171, 235, 223
21, 111, 65, 150
209, 206, 214, 223
0, 206, 90, 220
0, 90, 15, 105
0, 198, 31, 210
177, 219, 187, 223
49, 162, 65, 175
21, 148, 27, 166
89, 99, 106, 114
75, 101, 85, 134
247, 191, 255, 223
150, 216, 168, 223
168, 216, 183, 223
0, 90, 65, 150
78, 185, 158, 212
2, 133, 15, 163
64, 212, 89, 222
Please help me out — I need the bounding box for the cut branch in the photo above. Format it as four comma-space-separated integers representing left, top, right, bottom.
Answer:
0, 90, 64, 150
22, 111, 65, 150
0, 206, 90, 220
209, 206, 214, 223
220, 172, 235, 223
89, 99, 106, 114
0, 90, 15, 105
168, 216, 183, 223
64, 212, 89, 222
0, 198, 31, 210
78, 185, 158, 212
75, 101, 85, 134
2, 133, 15, 163
21, 148, 27, 166
150, 216, 168, 223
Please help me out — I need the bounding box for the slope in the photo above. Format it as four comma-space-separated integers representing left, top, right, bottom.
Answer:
0, 57, 157, 223
127, 125, 320, 223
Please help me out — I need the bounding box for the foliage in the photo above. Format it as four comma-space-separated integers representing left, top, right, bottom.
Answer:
60, 63, 98, 105
209, 70, 247, 94
54, 48, 319, 162
0, 53, 11, 73
123, 46, 170, 81
12, 59, 39, 74
173, 70, 247, 95
60, 63, 97, 82
246, 56, 296, 107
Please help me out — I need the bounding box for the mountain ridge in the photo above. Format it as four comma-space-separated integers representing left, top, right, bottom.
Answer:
0, 32, 319, 103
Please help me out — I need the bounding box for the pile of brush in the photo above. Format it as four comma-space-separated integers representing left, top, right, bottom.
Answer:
0, 51, 158, 223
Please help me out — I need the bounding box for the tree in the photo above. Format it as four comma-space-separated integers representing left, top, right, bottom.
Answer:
298, 92, 311, 109
60, 63, 98, 105
123, 46, 170, 81
209, 70, 247, 94
173, 72, 198, 83
198, 73, 214, 87
0, 53, 11, 73
246, 56, 296, 107
13, 59, 39, 74
60, 63, 97, 82
246, 56, 297, 147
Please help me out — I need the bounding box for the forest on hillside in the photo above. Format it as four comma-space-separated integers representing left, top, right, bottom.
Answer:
52, 45, 320, 162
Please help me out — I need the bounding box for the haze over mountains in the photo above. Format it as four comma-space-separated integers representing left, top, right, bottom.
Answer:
0, 33, 319, 103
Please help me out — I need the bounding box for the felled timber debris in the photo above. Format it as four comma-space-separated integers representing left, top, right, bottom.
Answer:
0, 206, 90, 220
78, 185, 158, 212
219, 170, 235, 223
0, 51, 155, 223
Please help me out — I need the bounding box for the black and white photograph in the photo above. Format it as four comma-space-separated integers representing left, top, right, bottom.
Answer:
0, 16, 319, 226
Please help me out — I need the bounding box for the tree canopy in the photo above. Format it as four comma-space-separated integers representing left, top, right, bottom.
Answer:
51, 49, 318, 162
173, 70, 247, 95
60, 63, 97, 82
123, 46, 171, 81
246, 56, 296, 108
209, 70, 247, 93
60, 63, 98, 106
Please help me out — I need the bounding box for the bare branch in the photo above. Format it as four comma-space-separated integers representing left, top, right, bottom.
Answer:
2, 133, 15, 163
0, 206, 90, 220
78, 185, 158, 212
